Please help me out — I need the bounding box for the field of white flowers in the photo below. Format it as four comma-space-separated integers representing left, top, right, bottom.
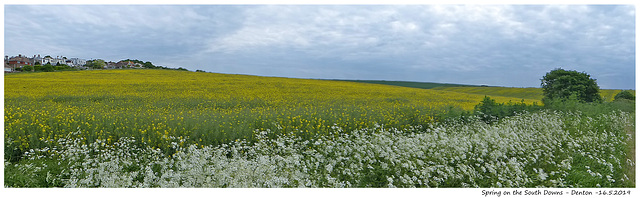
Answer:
5, 110, 634, 188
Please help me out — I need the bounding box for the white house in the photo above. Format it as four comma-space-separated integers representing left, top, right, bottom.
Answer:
41, 56, 86, 66
41, 56, 64, 65
68, 58, 86, 66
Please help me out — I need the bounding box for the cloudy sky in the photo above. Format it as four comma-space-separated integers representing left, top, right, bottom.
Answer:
4, 4, 636, 89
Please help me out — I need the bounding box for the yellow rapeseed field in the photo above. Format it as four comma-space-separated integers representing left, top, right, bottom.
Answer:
5, 69, 538, 154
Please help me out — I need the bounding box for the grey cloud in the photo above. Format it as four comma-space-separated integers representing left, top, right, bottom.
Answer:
5, 5, 635, 89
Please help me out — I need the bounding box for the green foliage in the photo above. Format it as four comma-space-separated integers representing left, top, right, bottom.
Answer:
22, 65, 33, 72
86, 59, 106, 69
473, 96, 542, 124
54, 65, 70, 71
614, 90, 635, 101
143, 61, 156, 69
42, 64, 55, 72
120, 59, 145, 64
543, 96, 635, 118
541, 68, 602, 104
4, 158, 67, 187
34, 63, 55, 72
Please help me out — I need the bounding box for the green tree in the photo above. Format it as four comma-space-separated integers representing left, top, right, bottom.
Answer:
42, 64, 54, 72
87, 59, 106, 69
22, 65, 33, 72
614, 90, 635, 101
541, 68, 602, 104
474, 96, 503, 124
143, 61, 155, 69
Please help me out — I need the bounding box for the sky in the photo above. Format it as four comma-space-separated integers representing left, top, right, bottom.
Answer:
3, 4, 636, 89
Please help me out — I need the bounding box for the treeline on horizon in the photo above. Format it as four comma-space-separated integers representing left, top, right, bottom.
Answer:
12, 58, 189, 72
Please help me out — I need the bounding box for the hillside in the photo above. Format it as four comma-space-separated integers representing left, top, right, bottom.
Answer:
434, 86, 634, 102
338, 80, 478, 89
5, 69, 635, 188
342, 79, 633, 102
5, 69, 538, 151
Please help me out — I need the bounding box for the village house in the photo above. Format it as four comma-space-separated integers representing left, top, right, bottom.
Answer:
4, 53, 153, 72
4, 54, 32, 72
68, 58, 87, 67
118, 60, 143, 68
5, 54, 88, 70
41, 56, 67, 66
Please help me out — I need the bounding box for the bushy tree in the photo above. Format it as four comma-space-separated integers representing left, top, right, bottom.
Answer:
143, 61, 156, 69
22, 65, 33, 72
86, 59, 106, 69
42, 64, 55, 72
541, 68, 602, 104
614, 90, 635, 101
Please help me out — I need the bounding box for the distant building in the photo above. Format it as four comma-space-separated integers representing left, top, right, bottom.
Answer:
41, 56, 66, 66
68, 58, 86, 67
38, 55, 86, 67
5, 54, 32, 72
106, 61, 118, 69
116, 60, 143, 68
31, 54, 42, 65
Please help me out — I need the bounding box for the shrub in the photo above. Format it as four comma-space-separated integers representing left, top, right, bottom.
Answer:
22, 65, 33, 72
614, 90, 635, 101
473, 96, 542, 124
42, 64, 55, 72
